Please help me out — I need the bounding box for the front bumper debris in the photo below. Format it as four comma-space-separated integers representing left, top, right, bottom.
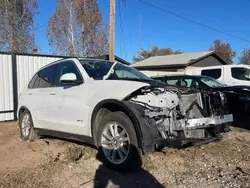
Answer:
186, 114, 233, 128
155, 122, 229, 149
155, 135, 222, 149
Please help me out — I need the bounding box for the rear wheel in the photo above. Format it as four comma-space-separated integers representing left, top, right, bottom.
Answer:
96, 111, 142, 172
19, 109, 37, 141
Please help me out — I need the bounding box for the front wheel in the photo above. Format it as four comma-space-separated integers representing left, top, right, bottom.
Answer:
96, 111, 142, 172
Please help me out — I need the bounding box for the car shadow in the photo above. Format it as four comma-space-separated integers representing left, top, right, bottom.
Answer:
90, 145, 164, 188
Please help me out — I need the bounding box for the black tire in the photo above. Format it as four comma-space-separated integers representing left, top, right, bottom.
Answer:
224, 123, 231, 132
18, 109, 37, 141
96, 111, 142, 172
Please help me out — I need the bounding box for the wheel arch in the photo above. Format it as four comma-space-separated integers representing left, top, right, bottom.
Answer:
18, 106, 30, 120
91, 99, 143, 149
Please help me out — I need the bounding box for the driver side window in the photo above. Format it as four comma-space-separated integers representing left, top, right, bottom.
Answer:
56, 61, 83, 87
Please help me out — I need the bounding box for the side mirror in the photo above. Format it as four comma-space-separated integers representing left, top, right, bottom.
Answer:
60, 73, 77, 83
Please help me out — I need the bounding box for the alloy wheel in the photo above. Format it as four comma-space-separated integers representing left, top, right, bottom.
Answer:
21, 113, 31, 137
101, 122, 130, 164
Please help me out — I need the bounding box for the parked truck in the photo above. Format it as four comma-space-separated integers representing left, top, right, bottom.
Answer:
185, 64, 250, 86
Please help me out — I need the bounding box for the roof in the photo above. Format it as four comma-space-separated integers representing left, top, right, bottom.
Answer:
185, 64, 250, 70
131, 51, 228, 68
140, 70, 184, 77
151, 74, 210, 79
92, 55, 130, 65
0, 51, 130, 66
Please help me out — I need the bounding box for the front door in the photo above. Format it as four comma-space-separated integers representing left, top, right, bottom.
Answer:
49, 61, 89, 135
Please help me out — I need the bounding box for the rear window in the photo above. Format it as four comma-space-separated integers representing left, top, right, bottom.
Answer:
201, 69, 221, 79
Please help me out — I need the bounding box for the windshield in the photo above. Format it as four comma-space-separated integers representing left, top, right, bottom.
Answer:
107, 63, 152, 81
80, 60, 114, 79
80, 60, 152, 81
200, 77, 226, 87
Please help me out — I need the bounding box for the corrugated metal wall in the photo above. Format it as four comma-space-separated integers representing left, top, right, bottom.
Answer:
0, 53, 62, 121
0, 54, 13, 121
16, 56, 61, 96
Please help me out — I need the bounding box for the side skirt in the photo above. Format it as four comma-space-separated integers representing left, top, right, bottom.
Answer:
35, 128, 95, 146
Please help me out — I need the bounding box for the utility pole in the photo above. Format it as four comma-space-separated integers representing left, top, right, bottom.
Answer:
109, 0, 116, 62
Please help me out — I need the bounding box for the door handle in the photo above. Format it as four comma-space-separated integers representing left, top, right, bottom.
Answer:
49, 91, 56, 95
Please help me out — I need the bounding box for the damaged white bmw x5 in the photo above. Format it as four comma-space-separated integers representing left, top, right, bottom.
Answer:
18, 58, 233, 171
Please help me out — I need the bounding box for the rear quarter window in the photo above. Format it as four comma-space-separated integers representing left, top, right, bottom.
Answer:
28, 64, 58, 89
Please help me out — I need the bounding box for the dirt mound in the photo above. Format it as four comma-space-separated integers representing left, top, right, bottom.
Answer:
0, 123, 250, 188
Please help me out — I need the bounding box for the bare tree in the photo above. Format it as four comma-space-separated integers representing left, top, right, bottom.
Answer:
74, 0, 108, 56
46, 0, 81, 56
239, 48, 250, 65
0, 0, 38, 53
133, 46, 182, 62
209, 40, 236, 64
47, 0, 108, 57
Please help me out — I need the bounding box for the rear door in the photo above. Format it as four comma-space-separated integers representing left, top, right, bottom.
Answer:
26, 64, 58, 129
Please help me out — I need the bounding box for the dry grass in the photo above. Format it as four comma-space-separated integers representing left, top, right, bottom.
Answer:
143, 155, 157, 172
0, 162, 61, 188
2, 122, 250, 188
65, 145, 97, 162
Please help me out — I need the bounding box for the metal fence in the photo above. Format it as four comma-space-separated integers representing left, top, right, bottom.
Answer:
0, 52, 65, 121
0, 52, 129, 122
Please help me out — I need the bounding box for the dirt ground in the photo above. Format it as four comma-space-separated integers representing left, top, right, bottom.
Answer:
0, 122, 250, 188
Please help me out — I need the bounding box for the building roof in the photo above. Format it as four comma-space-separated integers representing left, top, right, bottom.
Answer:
131, 51, 228, 68
92, 55, 130, 65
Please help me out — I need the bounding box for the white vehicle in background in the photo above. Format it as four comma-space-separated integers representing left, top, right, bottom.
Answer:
185, 64, 250, 86
18, 58, 232, 171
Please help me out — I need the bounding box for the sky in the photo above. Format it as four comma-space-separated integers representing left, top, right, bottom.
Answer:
35, 0, 250, 63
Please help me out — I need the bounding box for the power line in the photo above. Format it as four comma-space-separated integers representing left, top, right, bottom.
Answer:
139, 0, 250, 43
124, 2, 133, 51
162, 0, 250, 38
118, 0, 127, 60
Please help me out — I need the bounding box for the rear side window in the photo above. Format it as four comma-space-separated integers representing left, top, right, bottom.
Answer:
166, 79, 179, 86
201, 69, 221, 79
183, 79, 193, 87
29, 64, 58, 89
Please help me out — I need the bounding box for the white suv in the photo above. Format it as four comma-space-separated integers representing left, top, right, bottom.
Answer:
18, 58, 233, 171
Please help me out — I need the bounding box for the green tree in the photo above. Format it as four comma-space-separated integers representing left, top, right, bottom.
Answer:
209, 40, 236, 64
133, 46, 182, 62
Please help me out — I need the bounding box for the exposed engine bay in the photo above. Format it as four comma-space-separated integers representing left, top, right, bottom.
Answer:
126, 85, 233, 147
